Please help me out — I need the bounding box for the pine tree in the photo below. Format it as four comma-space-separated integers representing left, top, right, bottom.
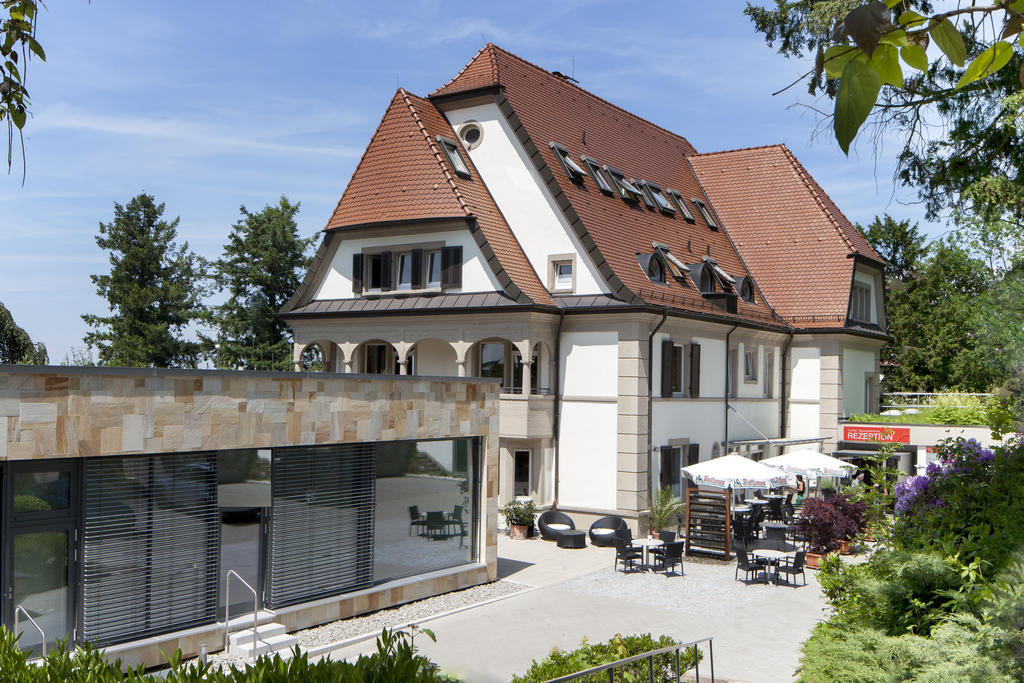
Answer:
0, 301, 47, 364
206, 196, 314, 370
82, 193, 206, 367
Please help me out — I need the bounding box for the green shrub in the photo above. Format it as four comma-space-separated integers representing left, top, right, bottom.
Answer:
511, 633, 698, 683
12, 495, 51, 512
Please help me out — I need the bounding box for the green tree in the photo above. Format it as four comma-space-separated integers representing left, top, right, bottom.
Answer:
83, 193, 206, 368
745, 1, 1024, 222
205, 196, 314, 371
0, 300, 46, 364
859, 213, 927, 280
2, 0, 45, 178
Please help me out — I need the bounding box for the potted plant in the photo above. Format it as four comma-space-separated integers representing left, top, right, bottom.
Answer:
830, 494, 866, 555
647, 486, 685, 539
795, 498, 842, 569
501, 499, 537, 539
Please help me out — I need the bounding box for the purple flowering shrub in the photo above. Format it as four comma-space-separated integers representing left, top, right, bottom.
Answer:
891, 436, 1024, 570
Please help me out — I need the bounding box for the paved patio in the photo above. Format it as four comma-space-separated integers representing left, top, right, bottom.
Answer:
321, 534, 826, 681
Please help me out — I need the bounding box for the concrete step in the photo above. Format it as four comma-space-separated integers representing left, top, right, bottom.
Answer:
228, 622, 287, 647
224, 609, 276, 631
230, 632, 299, 659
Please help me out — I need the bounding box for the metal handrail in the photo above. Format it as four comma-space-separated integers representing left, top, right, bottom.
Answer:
543, 637, 713, 682
14, 605, 46, 658
224, 570, 259, 657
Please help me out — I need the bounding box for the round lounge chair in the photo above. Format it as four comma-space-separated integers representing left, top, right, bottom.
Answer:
588, 515, 628, 547
537, 510, 575, 541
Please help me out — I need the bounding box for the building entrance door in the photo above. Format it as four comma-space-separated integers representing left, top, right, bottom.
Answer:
217, 449, 271, 616
2, 460, 79, 655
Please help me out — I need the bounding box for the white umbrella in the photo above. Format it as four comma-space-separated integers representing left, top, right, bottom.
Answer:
682, 453, 789, 490
761, 449, 856, 478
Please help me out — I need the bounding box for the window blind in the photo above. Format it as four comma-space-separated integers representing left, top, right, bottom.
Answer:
81, 453, 218, 646
267, 444, 375, 608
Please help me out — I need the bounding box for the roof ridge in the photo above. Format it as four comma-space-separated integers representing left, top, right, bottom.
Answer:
777, 144, 856, 253
431, 43, 498, 96
693, 143, 787, 157
434, 44, 696, 154
399, 88, 472, 217
322, 91, 405, 230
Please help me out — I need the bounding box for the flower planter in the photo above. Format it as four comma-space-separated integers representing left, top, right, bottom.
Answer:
806, 552, 826, 569
510, 523, 530, 540
839, 539, 852, 555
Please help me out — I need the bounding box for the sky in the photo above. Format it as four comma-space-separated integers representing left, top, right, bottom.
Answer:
1, 1, 949, 363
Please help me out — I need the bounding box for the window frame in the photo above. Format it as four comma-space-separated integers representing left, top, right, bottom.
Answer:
395, 252, 413, 290
548, 254, 576, 293
359, 241, 446, 297
549, 143, 587, 183
425, 249, 442, 288
644, 181, 676, 215
763, 349, 774, 398
668, 190, 696, 222
580, 156, 614, 194
743, 348, 758, 383
850, 282, 873, 322
691, 198, 719, 230
437, 136, 472, 179
603, 165, 645, 202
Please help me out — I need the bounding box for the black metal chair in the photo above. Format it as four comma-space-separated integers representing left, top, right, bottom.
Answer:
613, 536, 643, 572
588, 515, 627, 547
538, 510, 575, 541
755, 491, 766, 500
653, 541, 684, 576
735, 547, 768, 584
750, 506, 766, 539
649, 529, 676, 562
775, 551, 807, 587
785, 492, 794, 507
425, 510, 448, 540
768, 497, 784, 521
409, 505, 428, 536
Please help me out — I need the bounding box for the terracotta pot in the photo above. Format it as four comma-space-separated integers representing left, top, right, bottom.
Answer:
651, 531, 660, 540
510, 523, 529, 540
839, 539, 852, 555
806, 552, 824, 569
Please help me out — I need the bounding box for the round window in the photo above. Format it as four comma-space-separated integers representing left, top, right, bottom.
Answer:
459, 122, 483, 149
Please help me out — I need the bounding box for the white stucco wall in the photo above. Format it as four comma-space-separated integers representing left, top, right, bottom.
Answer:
560, 331, 619, 397
414, 339, 457, 376
694, 336, 725, 398
313, 228, 502, 300
730, 400, 780, 441
444, 103, 609, 296
651, 401, 722, 460
842, 347, 876, 416
558, 401, 618, 509
790, 347, 821, 401
790, 403, 821, 439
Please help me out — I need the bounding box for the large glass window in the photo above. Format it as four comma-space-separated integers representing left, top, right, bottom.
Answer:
479, 343, 505, 384
13, 469, 71, 514
426, 250, 442, 287
374, 439, 476, 585
12, 530, 70, 655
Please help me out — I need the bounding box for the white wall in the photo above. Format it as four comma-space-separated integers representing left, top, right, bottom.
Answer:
560, 331, 619, 397
558, 401, 618, 509
445, 103, 609, 296
415, 339, 457, 376
790, 403, 820, 439
730, 400, 780, 441
790, 347, 820, 401
694, 336, 725, 398
313, 228, 502, 300
651, 401, 722, 460
842, 348, 876, 416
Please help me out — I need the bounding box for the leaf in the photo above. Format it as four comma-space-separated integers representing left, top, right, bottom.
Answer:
824, 44, 862, 79
869, 43, 903, 87
931, 18, 966, 66
27, 37, 43, 61
815, 44, 824, 79
1002, 16, 1023, 39
898, 10, 927, 28
880, 28, 908, 47
845, 2, 892, 57
900, 44, 928, 72
835, 59, 882, 155
1019, 62, 1024, 87
11, 107, 25, 129
957, 41, 1014, 89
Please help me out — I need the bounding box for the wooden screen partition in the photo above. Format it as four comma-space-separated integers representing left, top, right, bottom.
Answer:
684, 488, 732, 560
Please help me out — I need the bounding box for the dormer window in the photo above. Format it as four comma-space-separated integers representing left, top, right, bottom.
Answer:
699, 267, 715, 293
850, 282, 872, 322
550, 143, 587, 183
637, 252, 666, 283
668, 190, 695, 222
691, 198, 719, 230
581, 156, 614, 194
737, 276, 756, 303
652, 243, 689, 281
604, 165, 644, 202
437, 136, 471, 178
644, 182, 675, 215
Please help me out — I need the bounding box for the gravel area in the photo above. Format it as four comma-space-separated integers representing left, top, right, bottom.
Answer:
201, 579, 529, 671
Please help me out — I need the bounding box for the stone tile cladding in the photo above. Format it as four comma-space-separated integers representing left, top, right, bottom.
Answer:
0, 368, 499, 461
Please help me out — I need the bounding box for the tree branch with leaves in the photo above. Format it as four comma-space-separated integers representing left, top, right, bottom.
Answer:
2, 0, 44, 180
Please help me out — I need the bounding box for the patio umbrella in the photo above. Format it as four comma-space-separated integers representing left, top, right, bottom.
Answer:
760, 449, 856, 478
682, 453, 789, 490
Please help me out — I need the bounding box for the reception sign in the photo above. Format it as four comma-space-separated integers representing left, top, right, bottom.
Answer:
843, 425, 911, 443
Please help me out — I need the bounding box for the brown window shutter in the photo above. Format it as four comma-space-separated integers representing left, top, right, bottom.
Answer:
442, 246, 463, 289
351, 253, 363, 294
381, 251, 393, 291
410, 248, 423, 289
660, 339, 674, 397
688, 343, 701, 398
687, 443, 700, 466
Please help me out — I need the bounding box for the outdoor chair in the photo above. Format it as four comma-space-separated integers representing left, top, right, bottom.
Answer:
613, 536, 643, 572
785, 493, 794, 507
408, 505, 428, 536
755, 491, 766, 500
732, 516, 750, 548
768, 497, 784, 521
750, 506, 766, 539
735, 547, 768, 584
649, 530, 676, 562
775, 551, 807, 587
538, 510, 575, 541
653, 541, 684, 576
425, 510, 448, 540
588, 515, 627, 547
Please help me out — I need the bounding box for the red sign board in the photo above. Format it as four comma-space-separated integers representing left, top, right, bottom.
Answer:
843, 425, 911, 443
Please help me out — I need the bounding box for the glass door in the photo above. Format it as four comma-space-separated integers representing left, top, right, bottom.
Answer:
217, 449, 271, 616
3, 461, 79, 655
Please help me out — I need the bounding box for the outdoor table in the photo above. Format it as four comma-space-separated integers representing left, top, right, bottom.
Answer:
556, 529, 587, 549
752, 548, 795, 584
762, 522, 791, 546
745, 499, 769, 507
633, 537, 664, 569
732, 505, 752, 514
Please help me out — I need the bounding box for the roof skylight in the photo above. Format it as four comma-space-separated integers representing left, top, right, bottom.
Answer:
603, 165, 644, 202
581, 156, 614, 194
550, 143, 588, 183
667, 190, 695, 222
644, 182, 675, 215
692, 198, 719, 230
437, 136, 471, 179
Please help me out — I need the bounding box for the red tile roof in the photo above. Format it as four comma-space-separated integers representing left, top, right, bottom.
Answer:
691, 144, 883, 327
432, 44, 782, 326
322, 88, 551, 306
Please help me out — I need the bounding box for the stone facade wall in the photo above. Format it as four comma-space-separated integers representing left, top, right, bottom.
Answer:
0, 367, 498, 461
